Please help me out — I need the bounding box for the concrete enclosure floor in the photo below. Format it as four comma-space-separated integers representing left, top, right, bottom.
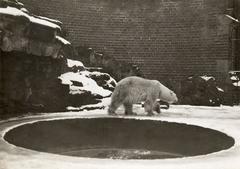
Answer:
0, 103, 240, 169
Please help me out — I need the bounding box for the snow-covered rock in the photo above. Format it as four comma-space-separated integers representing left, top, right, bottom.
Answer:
229, 71, 240, 87
199, 75, 215, 81
180, 75, 224, 106
56, 36, 71, 45
59, 71, 112, 97
66, 59, 85, 72
88, 71, 117, 91
0, 6, 61, 30
56, 69, 115, 110
0, 5, 69, 57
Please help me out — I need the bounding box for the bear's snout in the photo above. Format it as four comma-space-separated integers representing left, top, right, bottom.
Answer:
168, 91, 178, 104
172, 94, 178, 103
173, 97, 178, 103
168, 98, 178, 104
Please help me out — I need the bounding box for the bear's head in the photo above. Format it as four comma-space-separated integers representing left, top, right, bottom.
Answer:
159, 83, 178, 104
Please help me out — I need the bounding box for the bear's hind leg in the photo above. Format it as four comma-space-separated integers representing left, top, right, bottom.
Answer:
153, 101, 161, 114
144, 100, 154, 116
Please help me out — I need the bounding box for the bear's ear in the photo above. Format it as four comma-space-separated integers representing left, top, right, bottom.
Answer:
170, 91, 174, 96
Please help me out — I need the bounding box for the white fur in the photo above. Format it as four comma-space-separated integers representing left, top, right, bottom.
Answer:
108, 76, 178, 116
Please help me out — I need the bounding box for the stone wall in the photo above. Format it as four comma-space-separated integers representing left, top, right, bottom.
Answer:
21, 0, 231, 83
0, 50, 67, 116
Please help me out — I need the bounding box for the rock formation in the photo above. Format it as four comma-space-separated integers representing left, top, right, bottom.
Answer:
0, 0, 116, 117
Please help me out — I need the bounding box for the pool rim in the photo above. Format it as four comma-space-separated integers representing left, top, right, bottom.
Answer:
1, 115, 235, 161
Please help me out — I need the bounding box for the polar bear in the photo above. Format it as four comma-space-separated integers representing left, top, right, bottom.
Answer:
108, 76, 178, 116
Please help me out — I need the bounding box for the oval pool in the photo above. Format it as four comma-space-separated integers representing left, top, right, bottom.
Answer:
4, 117, 234, 159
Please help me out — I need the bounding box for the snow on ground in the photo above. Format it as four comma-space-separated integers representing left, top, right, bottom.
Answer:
0, 104, 240, 169
1, 103, 240, 169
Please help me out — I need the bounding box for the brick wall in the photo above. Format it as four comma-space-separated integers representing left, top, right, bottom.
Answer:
21, 0, 231, 83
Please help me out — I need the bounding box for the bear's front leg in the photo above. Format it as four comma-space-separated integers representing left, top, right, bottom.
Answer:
108, 101, 121, 116
123, 103, 137, 115
108, 107, 118, 116
144, 100, 154, 116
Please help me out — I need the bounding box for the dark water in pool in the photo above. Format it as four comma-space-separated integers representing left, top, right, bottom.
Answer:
57, 148, 183, 159
4, 117, 234, 159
